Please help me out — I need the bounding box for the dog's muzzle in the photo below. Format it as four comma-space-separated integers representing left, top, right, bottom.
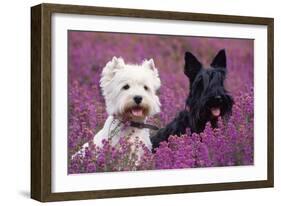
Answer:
207, 95, 224, 117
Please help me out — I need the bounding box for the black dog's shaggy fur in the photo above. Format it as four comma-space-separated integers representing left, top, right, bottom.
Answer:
152, 49, 234, 149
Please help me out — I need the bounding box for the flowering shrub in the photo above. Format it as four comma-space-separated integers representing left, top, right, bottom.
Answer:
68, 31, 254, 173
69, 89, 253, 173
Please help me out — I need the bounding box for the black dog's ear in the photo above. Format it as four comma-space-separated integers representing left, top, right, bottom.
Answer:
184, 52, 202, 81
210, 49, 226, 68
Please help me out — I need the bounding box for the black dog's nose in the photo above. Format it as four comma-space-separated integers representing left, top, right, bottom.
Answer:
215, 95, 223, 103
134, 96, 143, 104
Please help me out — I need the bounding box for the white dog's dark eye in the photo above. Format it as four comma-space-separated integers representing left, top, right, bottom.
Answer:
122, 84, 130, 90
144, 85, 148, 91
156, 89, 160, 96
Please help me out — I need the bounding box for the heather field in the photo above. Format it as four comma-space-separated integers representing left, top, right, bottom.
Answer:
68, 31, 254, 173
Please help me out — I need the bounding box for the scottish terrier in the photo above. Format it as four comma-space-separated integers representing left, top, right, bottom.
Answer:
152, 49, 233, 149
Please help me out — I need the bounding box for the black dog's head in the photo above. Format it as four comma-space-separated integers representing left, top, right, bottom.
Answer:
184, 49, 234, 132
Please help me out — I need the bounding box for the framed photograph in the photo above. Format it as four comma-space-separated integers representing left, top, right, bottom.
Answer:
31, 3, 274, 202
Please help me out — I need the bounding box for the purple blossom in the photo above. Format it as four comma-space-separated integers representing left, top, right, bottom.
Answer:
69, 88, 254, 173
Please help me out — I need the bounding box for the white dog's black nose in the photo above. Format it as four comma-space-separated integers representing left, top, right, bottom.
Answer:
134, 96, 142, 104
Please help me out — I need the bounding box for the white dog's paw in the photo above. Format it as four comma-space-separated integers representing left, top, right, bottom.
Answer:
71, 142, 90, 160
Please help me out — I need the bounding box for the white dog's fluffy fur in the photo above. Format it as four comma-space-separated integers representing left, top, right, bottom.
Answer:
72, 57, 161, 158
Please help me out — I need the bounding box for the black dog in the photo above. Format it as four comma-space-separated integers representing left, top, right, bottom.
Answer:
152, 49, 234, 149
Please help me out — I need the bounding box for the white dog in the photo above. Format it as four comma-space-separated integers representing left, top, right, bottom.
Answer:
73, 57, 161, 158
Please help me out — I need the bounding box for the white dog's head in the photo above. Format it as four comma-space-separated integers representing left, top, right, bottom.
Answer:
100, 57, 161, 122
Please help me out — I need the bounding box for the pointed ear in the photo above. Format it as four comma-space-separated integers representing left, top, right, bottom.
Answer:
111, 56, 125, 69
143, 59, 158, 76
143, 58, 155, 70
184, 52, 202, 81
100, 56, 125, 89
210, 49, 226, 68
143, 59, 161, 90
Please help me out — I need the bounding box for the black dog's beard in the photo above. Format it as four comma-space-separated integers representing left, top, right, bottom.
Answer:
189, 94, 233, 133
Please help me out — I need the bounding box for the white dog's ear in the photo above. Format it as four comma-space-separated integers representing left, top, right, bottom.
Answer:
143, 58, 161, 90
143, 58, 155, 70
100, 56, 125, 89
143, 59, 159, 77
111, 56, 125, 69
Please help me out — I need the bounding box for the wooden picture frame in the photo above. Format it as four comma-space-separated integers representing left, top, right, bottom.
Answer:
31, 3, 274, 202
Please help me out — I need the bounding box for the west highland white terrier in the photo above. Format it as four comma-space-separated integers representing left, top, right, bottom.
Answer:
73, 56, 161, 158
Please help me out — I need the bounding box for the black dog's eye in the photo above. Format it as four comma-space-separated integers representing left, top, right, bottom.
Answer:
122, 84, 130, 90
144, 85, 148, 91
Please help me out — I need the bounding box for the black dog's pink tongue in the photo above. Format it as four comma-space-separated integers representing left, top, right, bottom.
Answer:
211, 107, 221, 117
